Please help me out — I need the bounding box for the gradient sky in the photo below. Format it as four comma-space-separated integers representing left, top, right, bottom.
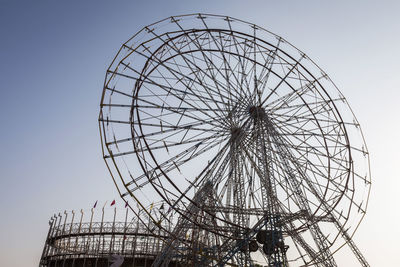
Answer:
0, 1, 399, 266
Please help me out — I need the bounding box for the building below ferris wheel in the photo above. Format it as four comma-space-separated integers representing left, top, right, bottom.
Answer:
39, 204, 189, 267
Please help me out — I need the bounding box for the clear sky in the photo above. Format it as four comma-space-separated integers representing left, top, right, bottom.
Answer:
0, 0, 399, 266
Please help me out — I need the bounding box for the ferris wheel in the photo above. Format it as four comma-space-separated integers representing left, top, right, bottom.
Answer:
99, 14, 371, 266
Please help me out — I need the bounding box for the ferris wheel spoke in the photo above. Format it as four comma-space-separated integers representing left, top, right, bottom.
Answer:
209, 32, 255, 102
238, 40, 255, 96
175, 141, 232, 209
269, 93, 333, 118
170, 48, 242, 108
272, 115, 345, 134
270, 117, 348, 161
134, 123, 222, 135
183, 29, 254, 105
103, 103, 224, 114
106, 67, 225, 114
269, 130, 351, 189
135, 100, 223, 130
132, 115, 214, 133
270, 128, 333, 168
261, 56, 305, 107
251, 26, 258, 103
277, 155, 330, 204
214, 32, 248, 107
126, 132, 228, 191
150, 67, 229, 125
222, 47, 249, 97
137, 66, 225, 114
133, 32, 240, 115
269, 96, 334, 125
265, 82, 312, 112
274, 130, 348, 164
257, 37, 282, 96
229, 34, 254, 98
180, 33, 237, 111
259, 136, 328, 177
122, 52, 229, 120
269, 97, 339, 116
259, 122, 329, 209
160, 51, 229, 111
133, 117, 226, 152
135, 132, 227, 154
269, 133, 340, 215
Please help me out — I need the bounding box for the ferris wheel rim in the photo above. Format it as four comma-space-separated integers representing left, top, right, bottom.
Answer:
99, 13, 372, 264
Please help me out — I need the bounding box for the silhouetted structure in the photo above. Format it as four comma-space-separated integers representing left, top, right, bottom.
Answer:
40, 207, 184, 267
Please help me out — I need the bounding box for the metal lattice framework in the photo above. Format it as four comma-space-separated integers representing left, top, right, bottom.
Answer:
39, 205, 191, 266
99, 14, 371, 266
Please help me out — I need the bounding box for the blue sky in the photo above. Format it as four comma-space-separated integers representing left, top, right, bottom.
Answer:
0, 0, 399, 266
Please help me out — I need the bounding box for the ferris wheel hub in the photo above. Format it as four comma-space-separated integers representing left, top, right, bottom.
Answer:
230, 126, 242, 141
249, 105, 266, 120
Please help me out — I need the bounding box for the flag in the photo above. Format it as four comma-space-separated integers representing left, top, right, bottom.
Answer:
124, 201, 128, 208
159, 204, 164, 210
93, 200, 98, 209
110, 200, 116, 206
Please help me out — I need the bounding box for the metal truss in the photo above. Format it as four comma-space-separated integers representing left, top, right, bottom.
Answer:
99, 13, 372, 266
